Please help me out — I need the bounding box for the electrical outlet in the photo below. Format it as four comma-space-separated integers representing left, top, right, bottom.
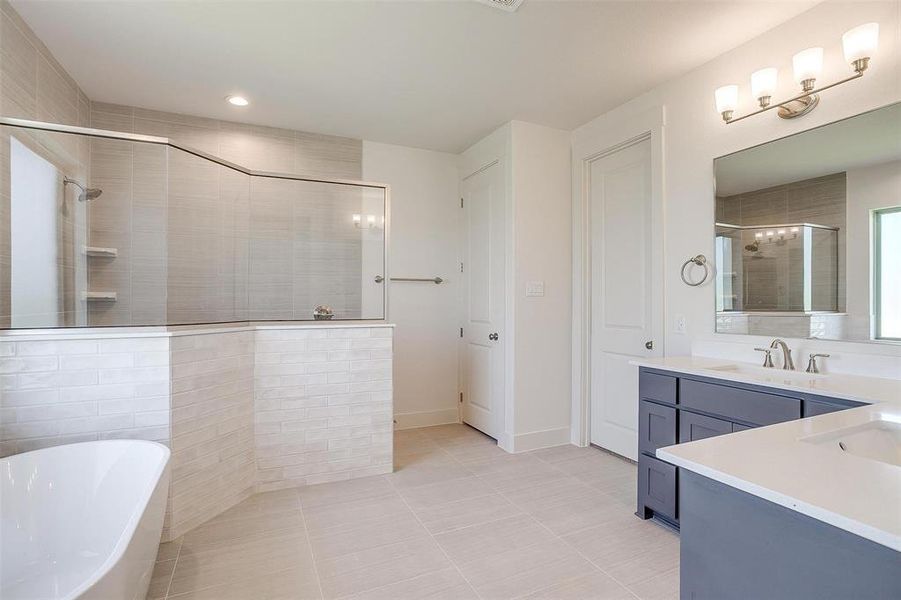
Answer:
674, 314, 687, 334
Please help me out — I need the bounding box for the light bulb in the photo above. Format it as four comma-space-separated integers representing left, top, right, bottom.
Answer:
793, 48, 823, 89
226, 95, 249, 107
751, 68, 778, 106
843, 23, 878, 72
352, 214, 361, 227
715, 85, 739, 121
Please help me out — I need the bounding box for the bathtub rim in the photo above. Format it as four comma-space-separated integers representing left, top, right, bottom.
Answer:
1, 439, 171, 600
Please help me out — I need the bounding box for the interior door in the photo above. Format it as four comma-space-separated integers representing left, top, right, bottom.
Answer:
461, 161, 505, 439
589, 138, 662, 460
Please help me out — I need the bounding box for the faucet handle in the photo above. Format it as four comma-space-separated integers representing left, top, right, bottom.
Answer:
806, 353, 830, 374
754, 347, 775, 368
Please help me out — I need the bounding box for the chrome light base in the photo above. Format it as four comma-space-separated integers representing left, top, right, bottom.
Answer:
777, 94, 820, 119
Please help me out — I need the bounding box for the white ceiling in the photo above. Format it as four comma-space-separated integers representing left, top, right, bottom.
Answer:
716, 102, 901, 196
13, 1, 817, 153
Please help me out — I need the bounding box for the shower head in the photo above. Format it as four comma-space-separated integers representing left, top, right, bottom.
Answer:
63, 177, 102, 202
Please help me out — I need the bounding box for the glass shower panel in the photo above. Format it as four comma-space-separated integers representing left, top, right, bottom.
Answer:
1, 121, 386, 329
248, 178, 385, 321
166, 147, 249, 325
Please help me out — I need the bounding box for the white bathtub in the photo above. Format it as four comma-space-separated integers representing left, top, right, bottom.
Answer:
1, 440, 170, 600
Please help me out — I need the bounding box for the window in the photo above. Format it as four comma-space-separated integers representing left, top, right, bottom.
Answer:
874, 207, 901, 340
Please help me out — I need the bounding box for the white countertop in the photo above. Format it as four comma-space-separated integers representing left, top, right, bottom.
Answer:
631, 356, 901, 551
632, 355, 901, 407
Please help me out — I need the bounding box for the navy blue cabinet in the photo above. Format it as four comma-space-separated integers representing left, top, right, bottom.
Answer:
636, 367, 864, 530
679, 411, 732, 443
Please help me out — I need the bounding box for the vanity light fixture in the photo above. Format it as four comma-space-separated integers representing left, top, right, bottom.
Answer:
715, 22, 878, 124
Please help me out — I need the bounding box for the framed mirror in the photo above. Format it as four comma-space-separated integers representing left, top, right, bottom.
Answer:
714, 102, 900, 343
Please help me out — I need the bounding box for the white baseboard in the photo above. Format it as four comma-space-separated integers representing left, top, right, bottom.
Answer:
508, 426, 572, 453
394, 408, 460, 430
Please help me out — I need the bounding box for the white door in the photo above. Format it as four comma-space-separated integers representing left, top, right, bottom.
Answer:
589, 138, 662, 460
461, 162, 505, 439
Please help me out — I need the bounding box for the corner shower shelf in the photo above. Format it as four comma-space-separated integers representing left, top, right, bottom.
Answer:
82, 291, 117, 302
83, 246, 118, 258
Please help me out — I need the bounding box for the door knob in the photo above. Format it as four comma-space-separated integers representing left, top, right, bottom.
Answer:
645, 341, 653, 350
489, 333, 499, 341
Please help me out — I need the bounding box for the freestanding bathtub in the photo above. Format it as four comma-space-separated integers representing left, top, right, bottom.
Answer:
1, 440, 170, 600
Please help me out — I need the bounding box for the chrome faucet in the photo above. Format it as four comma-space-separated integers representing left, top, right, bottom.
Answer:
769, 339, 795, 370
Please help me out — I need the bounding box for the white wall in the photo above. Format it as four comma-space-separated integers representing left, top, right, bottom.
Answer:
573, 1, 901, 378
460, 122, 572, 451
362, 141, 461, 428
510, 122, 572, 445
846, 159, 901, 341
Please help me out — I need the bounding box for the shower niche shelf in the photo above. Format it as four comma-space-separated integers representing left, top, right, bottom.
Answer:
83, 246, 118, 258
82, 291, 117, 302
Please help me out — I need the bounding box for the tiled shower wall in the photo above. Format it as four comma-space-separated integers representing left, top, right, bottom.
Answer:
86, 103, 370, 325
0, 335, 170, 457
254, 327, 393, 492
167, 330, 256, 540
0, 324, 393, 541
0, 0, 92, 328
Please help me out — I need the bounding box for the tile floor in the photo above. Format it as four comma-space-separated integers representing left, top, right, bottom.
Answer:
149, 424, 679, 600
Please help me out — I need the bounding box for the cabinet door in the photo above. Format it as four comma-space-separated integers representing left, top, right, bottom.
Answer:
804, 400, 848, 417
639, 400, 677, 456
638, 454, 677, 521
732, 422, 753, 432
680, 411, 733, 443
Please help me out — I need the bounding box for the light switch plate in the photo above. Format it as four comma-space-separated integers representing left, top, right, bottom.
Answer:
525, 281, 545, 297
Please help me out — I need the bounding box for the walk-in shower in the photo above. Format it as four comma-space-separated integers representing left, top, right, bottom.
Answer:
0, 117, 388, 329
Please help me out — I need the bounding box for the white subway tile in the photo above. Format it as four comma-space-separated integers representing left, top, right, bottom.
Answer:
60, 353, 133, 371
17, 402, 98, 423
99, 366, 168, 384
99, 396, 168, 415
99, 338, 169, 353
0, 356, 59, 374
58, 414, 134, 435
1, 389, 61, 407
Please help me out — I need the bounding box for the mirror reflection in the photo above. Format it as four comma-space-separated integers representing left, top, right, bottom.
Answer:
714, 102, 900, 342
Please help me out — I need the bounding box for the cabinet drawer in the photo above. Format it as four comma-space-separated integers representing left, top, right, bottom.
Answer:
640, 371, 677, 406
804, 400, 850, 417
638, 454, 677, 521
680, 411, 733, 443
639, 400, 677, 455
680, 379, 800, 426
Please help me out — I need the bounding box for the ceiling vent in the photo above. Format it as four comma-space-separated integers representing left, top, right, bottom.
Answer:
476, 0, 524, 12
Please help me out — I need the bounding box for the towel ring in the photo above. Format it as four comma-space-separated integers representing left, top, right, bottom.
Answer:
680, 255, 709, 287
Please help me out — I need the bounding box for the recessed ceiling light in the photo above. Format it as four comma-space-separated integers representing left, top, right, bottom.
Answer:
226, 95, 249, 107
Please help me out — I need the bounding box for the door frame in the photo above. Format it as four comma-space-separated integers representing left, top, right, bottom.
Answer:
459, 135, 514, 450
571, 106, 666, 447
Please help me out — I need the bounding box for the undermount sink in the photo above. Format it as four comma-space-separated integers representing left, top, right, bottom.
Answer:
706, 363, 825, 384
802, 416, 901, 467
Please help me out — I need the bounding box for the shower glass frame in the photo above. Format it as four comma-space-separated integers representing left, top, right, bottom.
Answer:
714, 222, 840, 314
0, 116, 390, 330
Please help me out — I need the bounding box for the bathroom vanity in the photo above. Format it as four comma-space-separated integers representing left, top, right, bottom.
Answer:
632, 356, 901, 599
